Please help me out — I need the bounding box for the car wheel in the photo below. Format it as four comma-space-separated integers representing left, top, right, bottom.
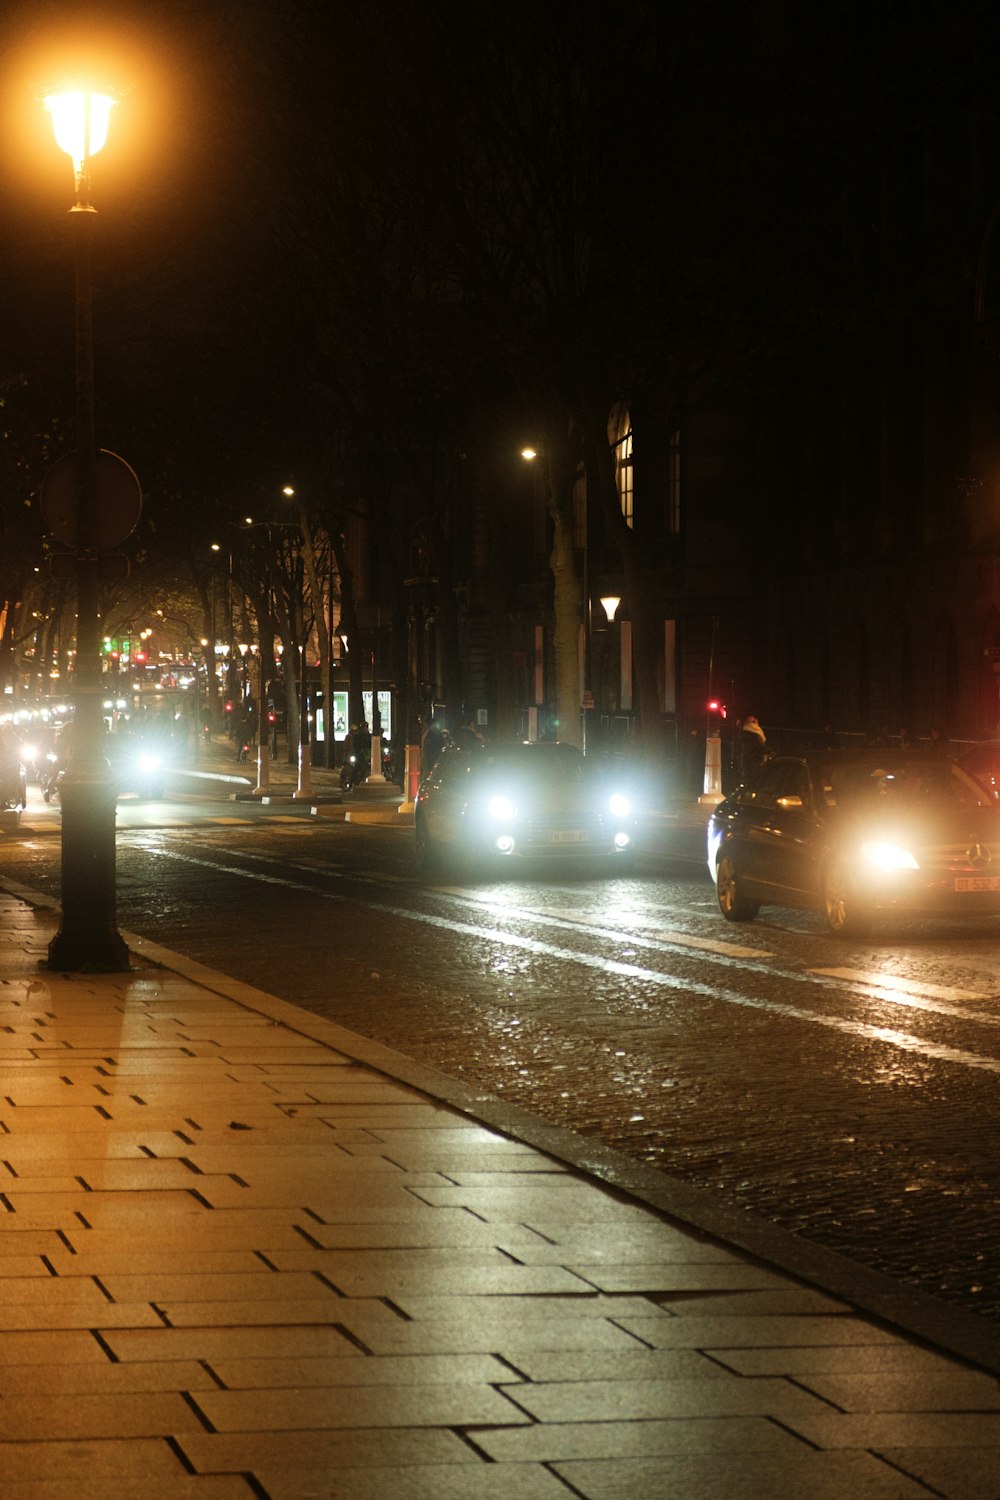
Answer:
716, 854, 760, 922
822, 862, 872, 938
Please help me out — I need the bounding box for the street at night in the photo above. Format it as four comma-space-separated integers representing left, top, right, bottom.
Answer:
4, 773, 999, 1329
6, 3, 1000, 1490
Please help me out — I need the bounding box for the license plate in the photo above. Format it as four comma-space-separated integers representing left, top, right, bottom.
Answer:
954, 875, 1000, 892
547, 829, 587, 844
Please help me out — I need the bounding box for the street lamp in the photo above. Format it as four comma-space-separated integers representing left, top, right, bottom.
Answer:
598, 595, 623, 722
44, 86, 129, 972
522, 442, 591, 750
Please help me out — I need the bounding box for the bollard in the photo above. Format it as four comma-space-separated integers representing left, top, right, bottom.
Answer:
698, 732, 725, 806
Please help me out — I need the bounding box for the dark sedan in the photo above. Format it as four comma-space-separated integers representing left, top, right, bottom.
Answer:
706, 749, 1000, 937
415, 741, 637, 876
957, 739, 1000, 801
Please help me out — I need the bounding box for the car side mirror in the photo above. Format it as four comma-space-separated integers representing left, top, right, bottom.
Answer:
775, 794, 804, 810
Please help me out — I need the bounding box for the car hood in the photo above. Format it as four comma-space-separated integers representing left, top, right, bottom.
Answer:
830, 802, 1000, 848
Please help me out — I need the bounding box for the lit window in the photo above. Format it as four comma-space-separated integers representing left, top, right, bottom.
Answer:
611, 408, 633, 528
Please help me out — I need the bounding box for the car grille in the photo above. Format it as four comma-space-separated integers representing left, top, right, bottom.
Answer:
919, 841, 1000, 873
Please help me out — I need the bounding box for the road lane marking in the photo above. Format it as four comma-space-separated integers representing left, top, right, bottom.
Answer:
436, 889, 772, 961
139, 842, 1000, 1078
806, 966, 999, 1026
810, 968, 989, 1003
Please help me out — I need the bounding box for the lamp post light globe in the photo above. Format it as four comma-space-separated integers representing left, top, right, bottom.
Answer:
44, 91, 115, 187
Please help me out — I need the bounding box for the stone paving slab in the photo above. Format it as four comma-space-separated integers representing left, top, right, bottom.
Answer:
0, 886, 996, 1498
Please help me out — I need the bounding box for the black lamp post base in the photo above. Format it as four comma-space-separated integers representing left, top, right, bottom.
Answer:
46, 770, 131, 973
48, 929, 132, 973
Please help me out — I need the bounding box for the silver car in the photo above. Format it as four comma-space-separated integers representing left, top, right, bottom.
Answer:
415, 741, 637, 876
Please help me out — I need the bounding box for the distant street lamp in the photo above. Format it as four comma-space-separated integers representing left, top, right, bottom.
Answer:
598, 595, 623, 718
44, 86, 130, 972
522, 443, 592, 750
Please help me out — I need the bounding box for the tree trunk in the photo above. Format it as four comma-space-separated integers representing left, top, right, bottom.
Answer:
330, 526, 364, 740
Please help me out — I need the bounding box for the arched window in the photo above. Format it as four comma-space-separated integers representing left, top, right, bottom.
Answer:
609, 407, 633, 528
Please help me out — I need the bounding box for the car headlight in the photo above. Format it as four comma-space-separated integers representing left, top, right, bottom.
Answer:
608, 792, 631, 818
861, 841, 919, 871
137, 753, 162, 773
488, 794, 516, 821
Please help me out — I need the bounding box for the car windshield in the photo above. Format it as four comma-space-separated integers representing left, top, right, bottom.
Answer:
816, 757, 989, 810
470, 744, 585, 782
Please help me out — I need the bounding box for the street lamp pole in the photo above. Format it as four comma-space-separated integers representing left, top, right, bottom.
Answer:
44, 88, 129, 972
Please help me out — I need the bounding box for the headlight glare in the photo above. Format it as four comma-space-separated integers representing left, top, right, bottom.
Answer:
608, 792, 631, 818
488, 794, 516, 821
861, 840, 918, 871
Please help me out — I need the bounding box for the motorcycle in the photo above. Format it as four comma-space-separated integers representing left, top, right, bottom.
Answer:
0, 759, 27, 811
19, 741, 43, 786
109, 742, 166, 800
339, 744, 396, 791
339, 753, 368, 791
127, 749, 166, 800
41, 752, 62, 804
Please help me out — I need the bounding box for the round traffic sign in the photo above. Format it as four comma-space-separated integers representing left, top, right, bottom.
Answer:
40, 449, 142, 550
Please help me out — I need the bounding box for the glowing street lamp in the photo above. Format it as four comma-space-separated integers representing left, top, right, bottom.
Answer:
43, 85, 129, 972
44, 91, 115, 194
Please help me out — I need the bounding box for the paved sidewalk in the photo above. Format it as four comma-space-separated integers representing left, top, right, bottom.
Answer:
173, 736, 411, 826
0, 886, 998, 1498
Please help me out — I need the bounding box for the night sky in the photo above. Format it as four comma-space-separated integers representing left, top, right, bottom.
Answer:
3, 1, 1000, 540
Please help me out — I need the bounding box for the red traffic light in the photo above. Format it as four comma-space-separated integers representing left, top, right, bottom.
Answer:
706, 698, 727, 718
